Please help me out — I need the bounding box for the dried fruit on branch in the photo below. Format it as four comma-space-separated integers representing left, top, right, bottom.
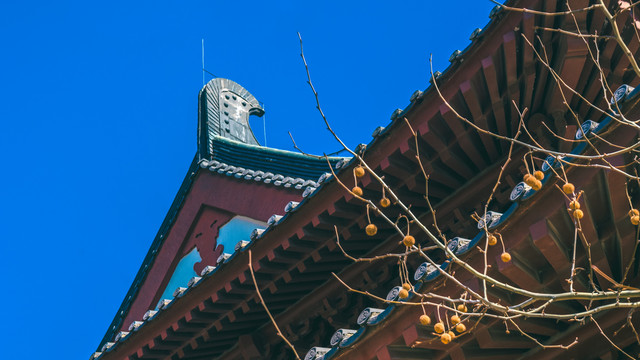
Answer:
563, 183, 575, 194
398, 288, 409, 299
534, 170, 544, 180
531, 179, 542, 191
403, 235, 415, 247
569, 200, 580, 210
523, 173, 535, 186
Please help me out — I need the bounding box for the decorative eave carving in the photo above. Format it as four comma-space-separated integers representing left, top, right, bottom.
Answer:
198, 78, 264, 160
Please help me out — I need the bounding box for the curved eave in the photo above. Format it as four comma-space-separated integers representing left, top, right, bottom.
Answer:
303, 88, 640, 360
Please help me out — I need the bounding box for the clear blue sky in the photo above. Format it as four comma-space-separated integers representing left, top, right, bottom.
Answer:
0, 1, 496, 358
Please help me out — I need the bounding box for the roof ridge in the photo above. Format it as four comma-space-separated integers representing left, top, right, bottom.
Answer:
198, 158, 322, 190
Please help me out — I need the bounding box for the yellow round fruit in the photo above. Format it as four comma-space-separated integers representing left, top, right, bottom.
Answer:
398, 288, 409, 299
440, 333, 452, 344
632, 216, 640, 226
455, 323, 466, 333
450, 315, 461, 324
533, 170, 544, 180
434, 322, 445, 334
501, 252, 511, 262
523, 173, 534, 184
563, 183, 575, 195
402, 283, 411, 290
487, 235, 497, 246
569, 200, 580, 210
352, 186, 363, 196
354, 166, 365, 178
531, 179, 542, 191
379, 197, 391, 208
419, 314, 431, 326
365, 224, 377, 236
457, 304, 467, 313
573, 209, 584, 220
629, 209, 639, 217
403, 235, 415, 247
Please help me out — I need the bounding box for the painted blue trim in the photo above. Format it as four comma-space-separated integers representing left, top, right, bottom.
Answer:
322, 347, 339, 360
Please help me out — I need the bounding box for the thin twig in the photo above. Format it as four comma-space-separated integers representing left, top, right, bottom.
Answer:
591, 315, 636, 359
248, 251, 301, 359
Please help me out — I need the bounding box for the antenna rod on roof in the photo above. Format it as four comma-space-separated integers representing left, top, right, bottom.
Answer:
263, 104, 267, 147
201, 38, 205, 86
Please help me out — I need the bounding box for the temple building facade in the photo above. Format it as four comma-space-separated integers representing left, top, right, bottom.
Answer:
94, 1, 640, 359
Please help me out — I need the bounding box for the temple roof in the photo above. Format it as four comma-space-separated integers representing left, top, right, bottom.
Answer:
97, 79, 344, 351
302, 87, 640, 360
95, 3, 509, 354
95, 1, 640, 357
92, 83, 640, 359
